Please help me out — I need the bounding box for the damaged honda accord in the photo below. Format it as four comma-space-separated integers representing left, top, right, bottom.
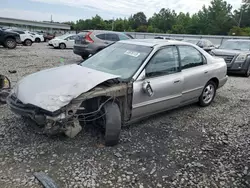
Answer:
6, 39, 228, 146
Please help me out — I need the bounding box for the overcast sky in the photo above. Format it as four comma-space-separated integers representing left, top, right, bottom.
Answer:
0, 0, 242, 22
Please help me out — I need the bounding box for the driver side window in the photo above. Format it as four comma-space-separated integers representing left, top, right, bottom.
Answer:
145, 46, 180, 78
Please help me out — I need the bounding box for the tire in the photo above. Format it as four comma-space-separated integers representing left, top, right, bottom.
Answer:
35, 38, 41, 43
45, 38, 49, 42
59, 43, 66, 49
81, 54, 89, 59
24, 39, 32, 46
4, 38, 17, 49
103, 102, 121, 146
0, 90, 10, 104
244, 64, 250, 77
199, 81, 217, 107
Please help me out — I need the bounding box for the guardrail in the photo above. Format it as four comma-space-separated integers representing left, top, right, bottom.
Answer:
125, 32, 250, 45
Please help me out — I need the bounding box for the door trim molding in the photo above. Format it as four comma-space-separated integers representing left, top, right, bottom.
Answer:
133, 94, 182, 109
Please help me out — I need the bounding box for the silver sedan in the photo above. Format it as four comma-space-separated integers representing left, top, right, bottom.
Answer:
7, 39, 228, 146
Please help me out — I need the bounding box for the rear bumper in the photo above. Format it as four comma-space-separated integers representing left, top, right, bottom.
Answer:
218, 75, 228, 88
73, 45, 94, 57
227, 67, 247, 75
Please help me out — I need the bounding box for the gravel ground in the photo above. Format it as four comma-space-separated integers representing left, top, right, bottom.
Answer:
0, 43, 250, 188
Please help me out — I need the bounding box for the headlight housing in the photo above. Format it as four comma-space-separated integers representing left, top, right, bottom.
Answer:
235, 53, 248, 61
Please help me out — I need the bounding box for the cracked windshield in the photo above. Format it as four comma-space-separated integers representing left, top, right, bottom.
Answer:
0, 0, 250, 187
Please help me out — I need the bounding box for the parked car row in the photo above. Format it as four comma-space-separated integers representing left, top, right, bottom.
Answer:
0, 28, 56, 49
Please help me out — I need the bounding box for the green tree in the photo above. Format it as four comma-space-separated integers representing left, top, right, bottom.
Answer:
171, 12, 191, 34
197, 0, 234, 35
150, 8, 177, 33
131, 12, 147, 29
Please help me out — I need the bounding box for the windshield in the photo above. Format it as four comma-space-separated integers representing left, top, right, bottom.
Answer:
80, 42, 152, 80
219, 40, 250, 50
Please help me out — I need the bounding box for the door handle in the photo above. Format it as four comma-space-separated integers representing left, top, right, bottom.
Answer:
174, 80, 180, 83
204, 71, 208, 74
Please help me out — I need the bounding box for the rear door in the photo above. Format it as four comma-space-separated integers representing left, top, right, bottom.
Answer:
177, 45, 210, 104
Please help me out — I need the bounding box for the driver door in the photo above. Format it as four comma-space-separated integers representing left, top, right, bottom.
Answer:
131, 46, 183, 119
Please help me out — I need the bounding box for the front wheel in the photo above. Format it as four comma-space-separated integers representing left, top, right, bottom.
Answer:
103, 102, 121, 146
244, 64, 250, 77
199, 81, 217, 107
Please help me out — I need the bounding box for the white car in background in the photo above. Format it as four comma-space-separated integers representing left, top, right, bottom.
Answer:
27, 31, 44, 43
5, 29, 35, 46
48, 34, 77, 49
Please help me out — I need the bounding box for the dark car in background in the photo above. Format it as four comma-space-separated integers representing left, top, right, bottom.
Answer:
210, 39, 250, 77
43, 33, 55, 42
73, 30, 132, 59
183, 38, 215, 53
0, 28, 20, 49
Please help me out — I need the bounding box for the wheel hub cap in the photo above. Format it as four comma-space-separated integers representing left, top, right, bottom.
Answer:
202, 84, 215, 104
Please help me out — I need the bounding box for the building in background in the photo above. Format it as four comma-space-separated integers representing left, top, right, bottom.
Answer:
0, 17, 71, 34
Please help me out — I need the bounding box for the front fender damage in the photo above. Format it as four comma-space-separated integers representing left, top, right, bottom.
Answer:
34, 83, 133, 138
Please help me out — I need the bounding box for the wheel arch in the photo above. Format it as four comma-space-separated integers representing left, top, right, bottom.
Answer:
59, 42, 66, 48
208, 77, 219, 89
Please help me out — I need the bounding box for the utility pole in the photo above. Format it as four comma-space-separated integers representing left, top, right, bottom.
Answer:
51, 15, 53, 23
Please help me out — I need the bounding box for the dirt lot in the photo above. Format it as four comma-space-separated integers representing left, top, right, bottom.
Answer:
0, 43, 250, 188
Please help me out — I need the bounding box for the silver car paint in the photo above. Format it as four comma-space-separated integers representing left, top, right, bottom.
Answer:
130, 40, 227, 121
11, 39, 227, 123
13, 64, 119, 112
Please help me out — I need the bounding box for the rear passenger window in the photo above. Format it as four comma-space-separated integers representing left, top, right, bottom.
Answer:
96, 34, 106, 40
118, 34, 130, 40
106, 34, 119, 41
178, 45, 206, 69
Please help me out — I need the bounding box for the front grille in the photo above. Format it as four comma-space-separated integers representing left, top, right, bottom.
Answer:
216, 55, 235, 64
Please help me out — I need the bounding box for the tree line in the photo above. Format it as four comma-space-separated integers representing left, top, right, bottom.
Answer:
63, 0, 250, 36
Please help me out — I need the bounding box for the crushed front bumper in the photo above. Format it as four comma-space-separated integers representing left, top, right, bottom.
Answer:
6, 93, 83, 137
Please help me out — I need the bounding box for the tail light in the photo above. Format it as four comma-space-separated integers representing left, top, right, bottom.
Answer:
85, 32, 94, 43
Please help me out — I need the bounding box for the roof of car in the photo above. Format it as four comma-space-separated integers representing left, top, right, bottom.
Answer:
118, 39, 191, 47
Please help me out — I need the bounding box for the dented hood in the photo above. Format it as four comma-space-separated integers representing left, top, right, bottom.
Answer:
13, 64, 119, 112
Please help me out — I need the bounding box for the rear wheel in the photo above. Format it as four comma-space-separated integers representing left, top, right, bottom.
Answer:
59, 43, 66, 49
199, 81, 217, 107
4, 38, 17, 49
35, 38, 41, 43
103, 102, 121, 146
24, 39, 32, 46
